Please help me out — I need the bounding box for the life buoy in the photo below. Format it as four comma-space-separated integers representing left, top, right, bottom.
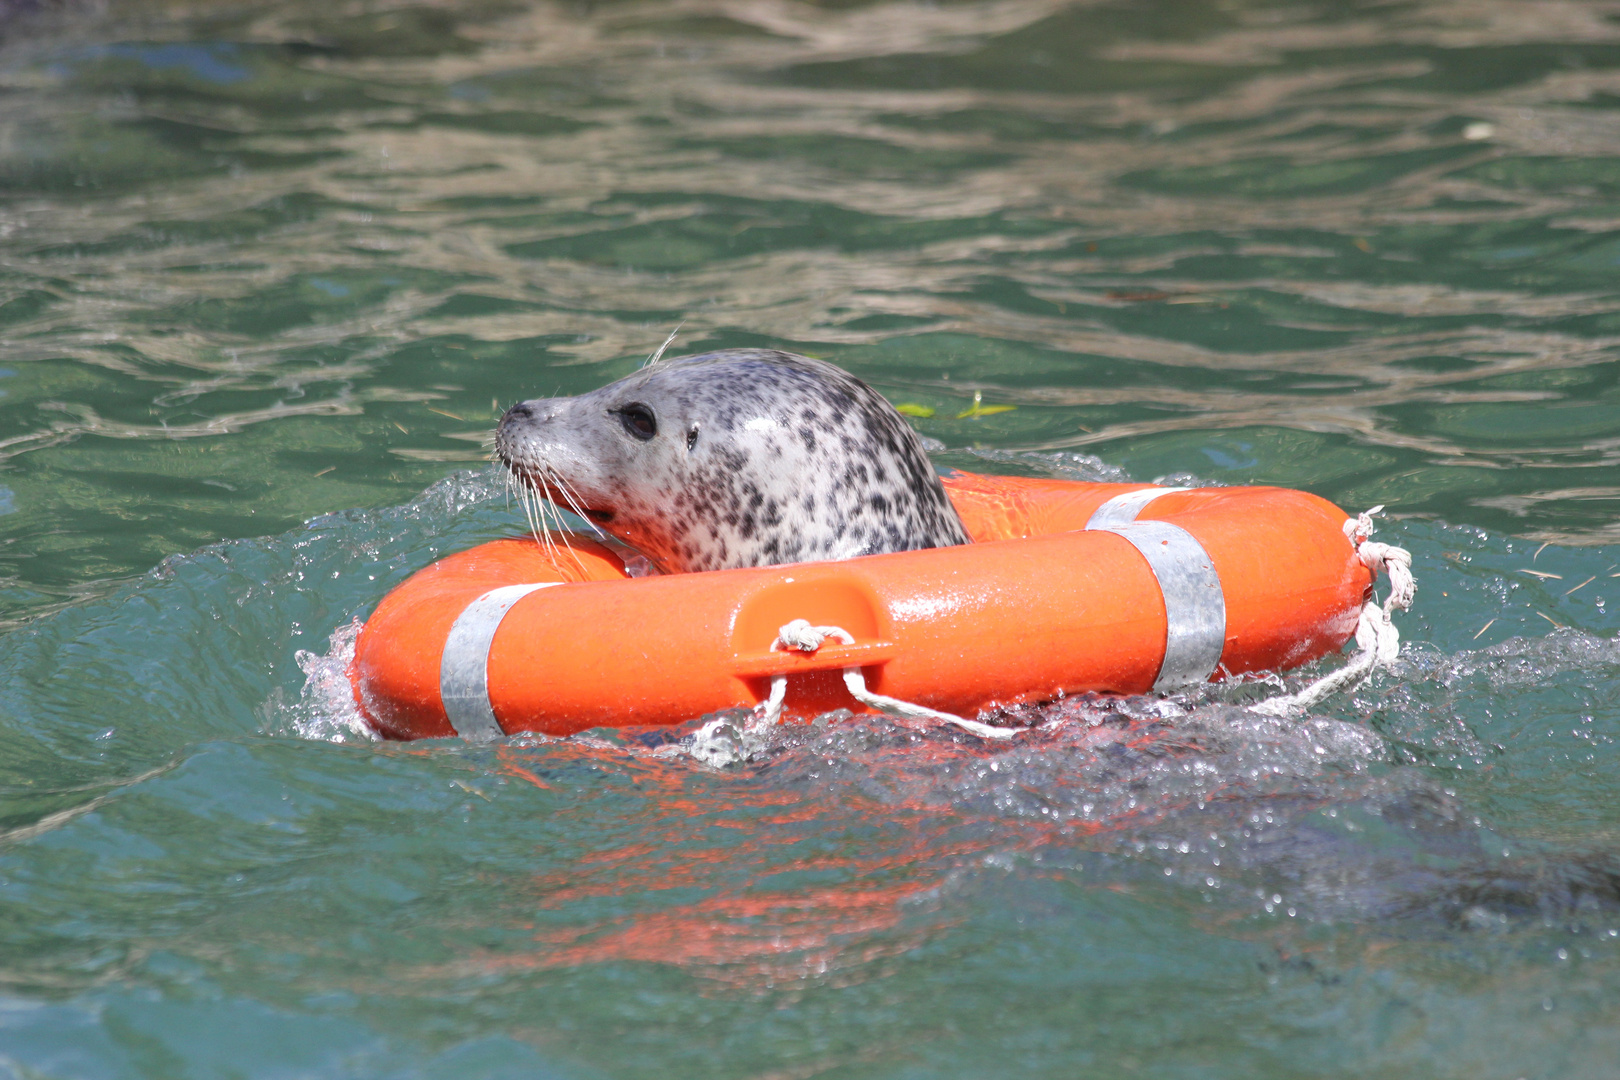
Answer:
349, 474, 1375, 741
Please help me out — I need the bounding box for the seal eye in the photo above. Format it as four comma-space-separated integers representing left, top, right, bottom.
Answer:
615, 403, 657, 441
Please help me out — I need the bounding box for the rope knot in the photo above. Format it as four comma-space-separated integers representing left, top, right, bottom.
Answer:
1358, 541, 1416, 613
1344, 504, 1385, 546
771, 619, 853, 654
1255, 506, 1416, 717
1342, 505, 1415, 612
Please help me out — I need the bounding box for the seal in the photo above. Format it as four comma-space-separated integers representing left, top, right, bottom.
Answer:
494, 348, 971, 573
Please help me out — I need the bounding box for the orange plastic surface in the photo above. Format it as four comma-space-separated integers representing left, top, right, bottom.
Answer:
351, 475, 1373, 739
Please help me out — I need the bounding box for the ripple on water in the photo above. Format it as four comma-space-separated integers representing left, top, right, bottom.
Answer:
6, 0, 1620, 1072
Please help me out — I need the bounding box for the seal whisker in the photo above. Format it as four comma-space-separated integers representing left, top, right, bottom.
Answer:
537, 484, 563, 565
532, 486, 554, 561
644, 322, 683, 368
522, 474, 554, 561
553, 474, 607, 540
510, 469, 528, 534
510, 457, 600, 575
520, 480, 546, 554
540, 477, 575, 569
542, 474, 594, 576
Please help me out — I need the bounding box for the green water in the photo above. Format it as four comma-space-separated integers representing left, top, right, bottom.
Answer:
4, 0, 1620, 1075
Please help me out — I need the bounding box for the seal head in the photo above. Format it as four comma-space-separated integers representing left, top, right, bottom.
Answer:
494, 348, 970, 573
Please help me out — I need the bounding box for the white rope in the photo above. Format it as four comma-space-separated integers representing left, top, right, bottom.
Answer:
756, 618, 1021, 740
1251, 506, 1414, 717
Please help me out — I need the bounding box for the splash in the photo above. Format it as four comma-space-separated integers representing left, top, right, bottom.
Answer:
666, 691, 1393, 825
284, 618, 374, 743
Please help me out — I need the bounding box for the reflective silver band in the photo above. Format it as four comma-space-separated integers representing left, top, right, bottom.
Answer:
440, 583, 560, 741
1086, 487, 1226, 691
1085, 486, 1187, 529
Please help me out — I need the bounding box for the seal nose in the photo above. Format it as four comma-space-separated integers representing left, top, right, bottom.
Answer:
496, 401, 545, 465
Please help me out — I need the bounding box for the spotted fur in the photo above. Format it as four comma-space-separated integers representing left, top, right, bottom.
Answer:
494, 349, 970, 573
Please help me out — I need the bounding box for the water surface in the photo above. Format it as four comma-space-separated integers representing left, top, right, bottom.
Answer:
3, 0, 1620, 1076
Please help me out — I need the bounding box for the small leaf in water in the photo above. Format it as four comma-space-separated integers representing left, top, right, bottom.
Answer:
896, 403, 935, 418
956, 390, 1015, 419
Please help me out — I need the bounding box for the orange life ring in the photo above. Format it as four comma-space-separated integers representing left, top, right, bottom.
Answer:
350, 473, 1373, 741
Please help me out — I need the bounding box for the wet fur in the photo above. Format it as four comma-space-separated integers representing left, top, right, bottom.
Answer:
494, 349, 970, 573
